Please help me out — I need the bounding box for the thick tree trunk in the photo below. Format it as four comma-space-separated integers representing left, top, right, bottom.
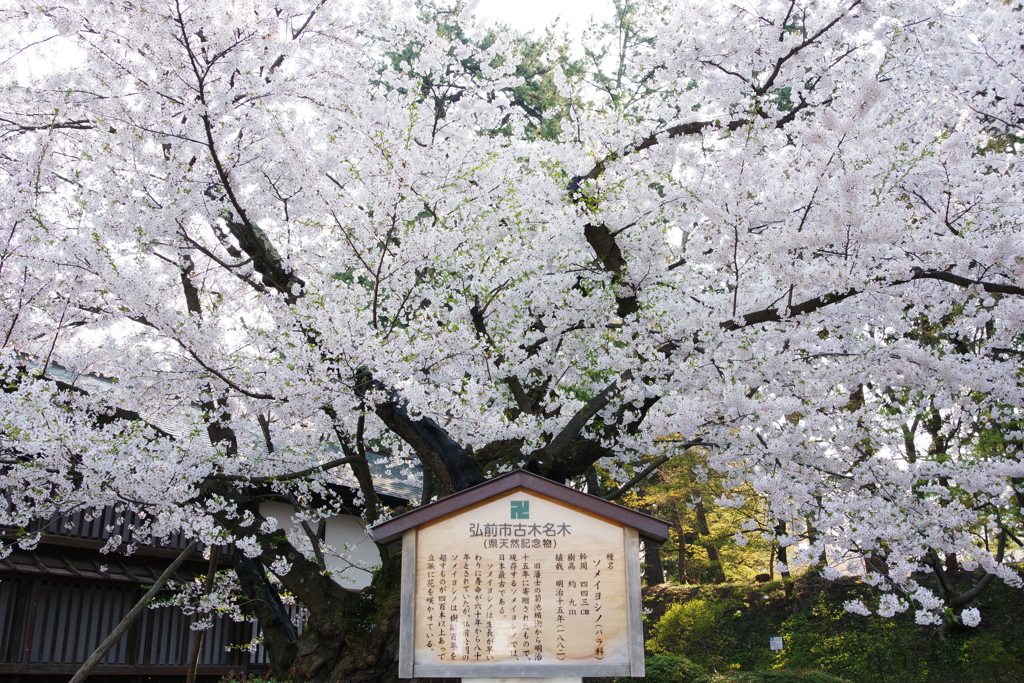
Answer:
586, 465, 600, 495
644, 537, 665, 585
694, 499, 725, 583
774, 521, 791, 580
863, 550, 889, 576
224, 527, 406, 683
289, 547, 404, 683
671, 518, 687, 583
232, 550, 299, 675
805, 497, 826, 566
211, 492, 395, 682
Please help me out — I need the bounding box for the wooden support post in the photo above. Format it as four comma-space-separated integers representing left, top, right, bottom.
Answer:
186, 544, 222, 683
69, 540, 199, 683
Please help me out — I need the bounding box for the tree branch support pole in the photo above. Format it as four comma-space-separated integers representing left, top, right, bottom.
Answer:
187, 544, 222, 683
69, 540, 200, 683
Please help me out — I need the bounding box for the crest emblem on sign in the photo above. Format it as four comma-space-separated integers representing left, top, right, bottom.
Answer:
510, 500, 529, 519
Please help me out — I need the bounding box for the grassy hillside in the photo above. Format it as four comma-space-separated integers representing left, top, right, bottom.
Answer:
636, 572, 1024, 683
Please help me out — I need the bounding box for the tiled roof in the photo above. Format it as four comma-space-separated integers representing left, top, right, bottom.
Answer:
0, 545, 203, 583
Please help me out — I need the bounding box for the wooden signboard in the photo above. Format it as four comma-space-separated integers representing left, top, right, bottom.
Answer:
370, 470, 670, 679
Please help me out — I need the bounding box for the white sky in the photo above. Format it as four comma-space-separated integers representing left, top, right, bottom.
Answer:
474, 0, 616, 40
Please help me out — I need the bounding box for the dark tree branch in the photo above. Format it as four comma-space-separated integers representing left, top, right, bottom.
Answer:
905, 268, 1024, 296
573, 117, 751, 187
604, 439, 716, 501
231, 548, 298, 671
722, 266, 1024, 333
174, 255, 242, 458
530, 379, 623, 472
177, 221, 267, 295
333, 410, 384, 525
185, 545, 222, 683
605, 454, 672, 502
209, 455, 357, 484
472, 438, 528, 467
209, 498, 356, 624
357, 373, 483, 496
285, 492, 327, 569
720, 288, 859, 330
25, 370, 176, 440
753, 0, 863, 97
174, 0, 303, 304
624, 396, 663, 436
470, 303, 544, 416
583, 223, 638, 317
0, 118, 93, 139
950, 530, 1007, 608
174, 341, 275, 400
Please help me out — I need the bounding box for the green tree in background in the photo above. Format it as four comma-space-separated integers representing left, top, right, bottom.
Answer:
631, 447, 774, 584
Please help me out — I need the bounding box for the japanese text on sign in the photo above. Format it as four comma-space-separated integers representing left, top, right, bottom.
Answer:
414, 491, 629, 670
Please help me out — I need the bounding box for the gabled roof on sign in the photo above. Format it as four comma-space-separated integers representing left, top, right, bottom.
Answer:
370, 469, 670, 543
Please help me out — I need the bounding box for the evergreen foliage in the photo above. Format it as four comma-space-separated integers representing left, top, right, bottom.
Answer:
642, 572, 1024, 683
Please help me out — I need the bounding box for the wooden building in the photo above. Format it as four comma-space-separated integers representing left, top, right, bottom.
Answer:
1, 474, 419, 682
1, 361, 420, 681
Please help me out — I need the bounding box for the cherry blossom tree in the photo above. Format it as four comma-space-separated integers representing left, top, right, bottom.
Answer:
1, 0, 1022, 678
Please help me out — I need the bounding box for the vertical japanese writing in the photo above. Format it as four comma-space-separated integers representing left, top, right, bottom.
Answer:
449, 553, 459, 660
497, 551, 507, 655
594, 552, 612, 659
425, 554, 437, 655
520, 553, 531, 660
484, 553, 494, 660
459, 553, 471, 660
508, 553, 520, 659
472, 554, 483, 661
415, 498, 629, 670
533, 559, 543, 660
437, 554, 448, 659
554, 575, 566, 660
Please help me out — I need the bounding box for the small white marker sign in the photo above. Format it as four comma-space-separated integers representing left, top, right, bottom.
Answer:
769, 637, 784, 651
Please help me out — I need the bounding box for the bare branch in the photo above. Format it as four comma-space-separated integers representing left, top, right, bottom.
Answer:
604, 454, 671, 501
210, 455, 357, 484
174, 341, 275, 400
905, 268, 1024, 296
720, 288, 859, 330
531, 379, 623, 468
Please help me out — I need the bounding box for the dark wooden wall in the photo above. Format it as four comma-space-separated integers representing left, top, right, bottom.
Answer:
0, 503, 304, 681
0, 572, 281, 680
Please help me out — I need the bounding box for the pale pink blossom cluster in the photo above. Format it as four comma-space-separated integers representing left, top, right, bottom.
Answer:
0, 0, 1020, 627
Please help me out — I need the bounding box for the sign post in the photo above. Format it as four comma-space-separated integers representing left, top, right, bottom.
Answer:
371, 470, 670, 680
